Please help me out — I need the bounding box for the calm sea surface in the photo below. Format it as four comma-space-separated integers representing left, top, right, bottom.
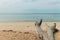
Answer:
0, 13, 60, 21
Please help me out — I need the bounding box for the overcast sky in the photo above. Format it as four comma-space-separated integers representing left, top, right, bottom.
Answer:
0, 0, 59, 13
0, 0, 59, 21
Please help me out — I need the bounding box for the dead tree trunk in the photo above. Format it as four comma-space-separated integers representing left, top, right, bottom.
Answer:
35, 19, 48, 40
35, 19, 57, 40
35, 19, 43, 39
45, 23, 56, 40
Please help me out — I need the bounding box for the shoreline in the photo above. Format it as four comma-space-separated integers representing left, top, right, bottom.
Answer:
0, 20, 60, 22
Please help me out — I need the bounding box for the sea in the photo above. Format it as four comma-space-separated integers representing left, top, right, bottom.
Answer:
0, 13, 60, 21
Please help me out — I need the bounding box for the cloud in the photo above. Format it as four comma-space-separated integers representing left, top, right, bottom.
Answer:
0, 0, 59, 13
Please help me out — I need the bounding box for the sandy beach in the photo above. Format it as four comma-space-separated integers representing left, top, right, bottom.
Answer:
0, 21, 59, 40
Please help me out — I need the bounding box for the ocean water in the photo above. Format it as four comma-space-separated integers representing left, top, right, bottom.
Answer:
0, 13, 60, 21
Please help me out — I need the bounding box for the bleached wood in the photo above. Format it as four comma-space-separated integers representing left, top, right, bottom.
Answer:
35, 19, 43, 39
35, 19, 48, 40
45, 23, 56, 40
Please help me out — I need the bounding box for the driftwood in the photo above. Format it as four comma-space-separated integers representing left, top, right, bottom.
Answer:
35, 19, 57, 40
35, 19, 48, 40
45, 23, 55, 40
35, 19, 43, 40
45, 23, 58, 40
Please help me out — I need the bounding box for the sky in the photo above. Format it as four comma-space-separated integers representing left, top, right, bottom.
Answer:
0, 0, 59, 21
0, 0, 59, 13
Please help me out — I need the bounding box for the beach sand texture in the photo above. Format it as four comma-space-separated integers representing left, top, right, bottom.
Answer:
0, 21, 59, 40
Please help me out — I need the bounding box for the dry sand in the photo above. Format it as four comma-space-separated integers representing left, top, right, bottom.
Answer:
0, 21, 59, 40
